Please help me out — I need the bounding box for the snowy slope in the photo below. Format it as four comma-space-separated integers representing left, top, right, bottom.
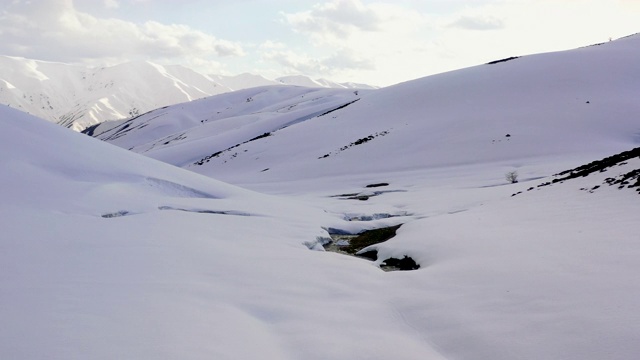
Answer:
210, 72, 279, 90
90, 34, 640, 186
0, 56, 376, 131
6, 104, 640, 359
5, 34, 640, 360
86, 85, 365, 163
0, 57, 233, 131
210, 73, 379, 91
1, 105, 448, 359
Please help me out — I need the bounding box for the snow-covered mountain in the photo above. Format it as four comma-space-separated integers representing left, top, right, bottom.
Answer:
88, 34, 640, 186
210, 73, 378, 91
4, 33, 640, 360
0, 56, 375, 131
84, 85, 366, 155
209, 73, 278, 90
0, 57, 234, 131
274, 75, 378, 89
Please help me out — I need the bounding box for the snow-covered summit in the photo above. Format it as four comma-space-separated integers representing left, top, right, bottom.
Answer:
0, 57, 233, 131
0, 56, 376, 131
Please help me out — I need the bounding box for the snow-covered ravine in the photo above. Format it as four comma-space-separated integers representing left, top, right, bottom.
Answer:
5, 102, 640, 359
5, 34, 640, 360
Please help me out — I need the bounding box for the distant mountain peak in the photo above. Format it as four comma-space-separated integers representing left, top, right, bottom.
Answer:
0, 57, 376, 131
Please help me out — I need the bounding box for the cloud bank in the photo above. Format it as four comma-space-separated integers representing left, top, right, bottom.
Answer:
0, 0, 243, 70
1, 0, 639, 86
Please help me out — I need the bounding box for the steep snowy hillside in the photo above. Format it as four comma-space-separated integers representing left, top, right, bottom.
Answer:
210, 73, 379, 91
0, 57, 233, 130
0, 56, 376, 131
274, 75, 377, 89
210, 73, 279, 90
2, 105, 436, 359
89, 34, 640, 186
85, 85, 365, 159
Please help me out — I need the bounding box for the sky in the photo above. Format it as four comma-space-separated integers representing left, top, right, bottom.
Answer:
0, 0, 638, 87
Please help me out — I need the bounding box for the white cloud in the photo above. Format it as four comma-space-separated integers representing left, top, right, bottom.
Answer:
277, 0, 430, 84
259, 40, 287, 50
1, 0, 639, 87
322, 50, 375, 71
282, 0, 382, 38
262, 48, 375, 76
262, 50, 326, 75
283, 0, 425, 45
104, 0, 119, 9
448, 15, 504, 31
277, 0, 640, 86
0, 0, 244, 66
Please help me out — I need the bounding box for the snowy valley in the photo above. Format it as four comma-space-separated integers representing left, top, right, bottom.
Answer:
2, 33, 640, 360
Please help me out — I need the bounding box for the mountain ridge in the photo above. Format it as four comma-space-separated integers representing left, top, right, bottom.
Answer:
0, 56, 375, 131
87, 33, 640, 185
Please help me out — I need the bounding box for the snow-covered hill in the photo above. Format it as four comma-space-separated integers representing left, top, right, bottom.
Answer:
89, 34, 640, 186
6, 97, 640, 360
0, 56, 375, 131
211, 73, 377, 91
84, 85, 366, 157
274, 75, 378, 90
5, 33, 640, 360
0, 57, 234, 131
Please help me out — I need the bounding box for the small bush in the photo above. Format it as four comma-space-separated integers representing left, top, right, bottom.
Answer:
505, 170, 519, 183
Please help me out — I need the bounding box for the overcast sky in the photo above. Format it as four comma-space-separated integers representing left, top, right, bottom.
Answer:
1, 0, 638, 86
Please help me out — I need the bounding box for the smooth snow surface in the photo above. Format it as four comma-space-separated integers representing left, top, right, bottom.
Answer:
4, 34, 640, 360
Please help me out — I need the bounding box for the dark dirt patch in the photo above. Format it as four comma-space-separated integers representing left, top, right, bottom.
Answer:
487, 56, 520, 65
342, 225, 402, 255
365, 182, 389, 188
324, 224, 419, 271
513, 146, 640, 196
381, 256, 420, 271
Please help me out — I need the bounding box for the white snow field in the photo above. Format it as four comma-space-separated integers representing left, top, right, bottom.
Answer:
3, 33, 640, 359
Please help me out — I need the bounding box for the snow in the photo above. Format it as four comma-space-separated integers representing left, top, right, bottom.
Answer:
93, 34, 640, 187
3, 34, 640, 359
0, 57, 376, 131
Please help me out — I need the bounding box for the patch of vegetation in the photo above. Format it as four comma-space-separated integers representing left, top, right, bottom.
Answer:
514, 146, 640, 196
101, 210, 130, 218
365, 182, 389, 188
487, 56, 520, 65
604, 169, 640, 191
381, 256, 420, 271
323, 225, 420, 271
318, 130, 390, 159
347, 195, 370, 201
505, 170, 519, 183
248, 132, 271, 142
164, 133, 186, 145
343, 225, 402, 255
194, 132, 272, 166
317, 99, 360, 117
357, 250, 378, 261
82, 123, 100, 136
553, 146, 640, 181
